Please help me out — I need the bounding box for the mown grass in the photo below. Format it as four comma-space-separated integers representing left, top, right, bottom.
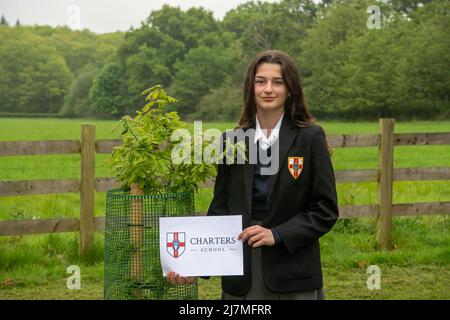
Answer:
0, 118, 449, 300
1, 216, 449, 300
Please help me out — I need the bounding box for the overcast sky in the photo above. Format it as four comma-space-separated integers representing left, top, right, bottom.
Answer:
0, 0, 293, 34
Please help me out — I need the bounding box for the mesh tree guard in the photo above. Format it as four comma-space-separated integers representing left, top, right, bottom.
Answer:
104, 188, 198, 300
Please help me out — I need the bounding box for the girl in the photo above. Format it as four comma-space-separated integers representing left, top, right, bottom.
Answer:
167, 50, 339, 300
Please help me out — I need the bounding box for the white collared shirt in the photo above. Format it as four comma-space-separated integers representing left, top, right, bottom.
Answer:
254, 113, 284, 150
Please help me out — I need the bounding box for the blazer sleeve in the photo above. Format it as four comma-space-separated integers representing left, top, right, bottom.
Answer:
275, 126, 339, 254
207, 161, 229, 216
202, 152, 229, 280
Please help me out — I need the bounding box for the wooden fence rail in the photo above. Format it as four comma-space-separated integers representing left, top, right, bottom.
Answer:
1, 119, 450, 254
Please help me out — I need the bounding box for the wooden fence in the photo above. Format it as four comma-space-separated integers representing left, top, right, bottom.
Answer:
0, 119, 449, 255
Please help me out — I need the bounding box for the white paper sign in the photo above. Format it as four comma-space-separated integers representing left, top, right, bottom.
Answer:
159, 215, 243, 277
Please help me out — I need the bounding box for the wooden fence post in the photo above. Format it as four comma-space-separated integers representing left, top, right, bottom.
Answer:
80, 124, 95, 256
377, 118, 395, 250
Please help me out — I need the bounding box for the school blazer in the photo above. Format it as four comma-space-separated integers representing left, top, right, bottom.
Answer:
207, 114, 339, 296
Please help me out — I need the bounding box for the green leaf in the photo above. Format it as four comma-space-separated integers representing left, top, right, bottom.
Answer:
110, 84, 217, 193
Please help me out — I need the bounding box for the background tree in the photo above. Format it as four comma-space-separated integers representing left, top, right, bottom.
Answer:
223, 0, 315, 62
0, 28, 72, 113
0, 1, 448, 120
146, 5, 220, 54
389, 0, 434, 15
196, 77, 243, 122
0, 15, 8, 26
89, 62, 126, 117
392, 0, 450, 118
60, 67, 99, 117
169, 44, 241, 118
300, 0, 370, 118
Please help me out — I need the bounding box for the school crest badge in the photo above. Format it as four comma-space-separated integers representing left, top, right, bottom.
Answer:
288, 157, 303, 179
166, 232, 186, 258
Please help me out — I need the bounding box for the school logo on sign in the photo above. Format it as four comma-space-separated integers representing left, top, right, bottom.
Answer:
166, 232, 186, 258
288, 157, 303, 179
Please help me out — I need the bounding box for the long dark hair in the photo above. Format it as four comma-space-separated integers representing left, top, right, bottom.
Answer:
238, 50, 316, 129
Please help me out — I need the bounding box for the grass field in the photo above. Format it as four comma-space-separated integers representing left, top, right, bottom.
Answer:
0, 118, 449, 300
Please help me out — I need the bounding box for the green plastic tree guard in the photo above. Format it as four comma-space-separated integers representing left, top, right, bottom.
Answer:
104, 188, 198, 300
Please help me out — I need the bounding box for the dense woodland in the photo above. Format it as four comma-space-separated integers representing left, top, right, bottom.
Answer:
0, 0, 448, 121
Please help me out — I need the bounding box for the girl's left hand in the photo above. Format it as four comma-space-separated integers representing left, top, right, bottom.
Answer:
238, 225, 275, 248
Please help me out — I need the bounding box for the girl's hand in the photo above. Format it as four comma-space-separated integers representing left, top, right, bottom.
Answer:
238, 225, 275, 248
166, 271, 196, 285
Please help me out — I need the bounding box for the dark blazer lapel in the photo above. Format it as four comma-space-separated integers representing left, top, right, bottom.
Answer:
266, 115, 298, 208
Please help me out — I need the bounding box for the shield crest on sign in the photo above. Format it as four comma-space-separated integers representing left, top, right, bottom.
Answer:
166, 232, 186, 258
288, 157, 303, 179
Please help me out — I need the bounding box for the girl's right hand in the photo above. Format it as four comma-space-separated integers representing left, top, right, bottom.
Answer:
166, 271, 196, 285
